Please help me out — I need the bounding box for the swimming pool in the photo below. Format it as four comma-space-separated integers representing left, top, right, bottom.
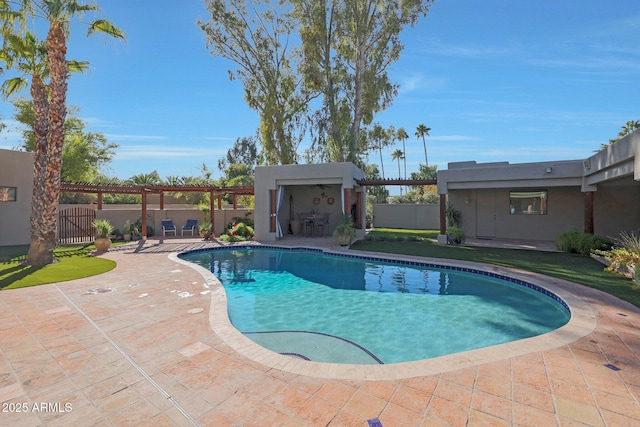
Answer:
179, 246, 571, 365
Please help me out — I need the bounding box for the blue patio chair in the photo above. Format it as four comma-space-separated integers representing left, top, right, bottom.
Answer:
181, 218, 198, 236
162, 219, 177, 236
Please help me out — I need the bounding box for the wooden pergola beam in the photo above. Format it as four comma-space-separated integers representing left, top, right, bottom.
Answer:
356, 178, 437, 186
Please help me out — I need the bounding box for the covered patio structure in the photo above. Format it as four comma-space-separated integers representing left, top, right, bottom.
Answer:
253, 163, 366, 242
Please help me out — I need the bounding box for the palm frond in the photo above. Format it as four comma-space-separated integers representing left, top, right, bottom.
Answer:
1, 77, 28, 98
67, 59, 89, 72
87, 19, 126, 40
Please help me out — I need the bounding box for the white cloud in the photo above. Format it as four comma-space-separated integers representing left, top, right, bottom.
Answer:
115, 144, 227, 160
430, 134, 481, 142
418, 39, 515, 59
104, 133, 168, 141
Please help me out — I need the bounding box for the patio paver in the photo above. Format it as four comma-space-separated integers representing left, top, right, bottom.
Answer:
0, 237, 639, 426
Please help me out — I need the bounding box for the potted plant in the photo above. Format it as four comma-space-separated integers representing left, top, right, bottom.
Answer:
123, 220, 132, 242
93, 219, 115, 251
446, 226, 466, 245
199, 222, 212, 238
333, 215, 356, 246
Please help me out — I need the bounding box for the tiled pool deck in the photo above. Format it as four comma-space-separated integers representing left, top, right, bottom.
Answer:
1, 236, 639, 426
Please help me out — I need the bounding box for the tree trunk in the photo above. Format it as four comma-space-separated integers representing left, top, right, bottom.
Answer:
43, 22, 68, 262
422, 137, 428, 167
25, 74, 53, 265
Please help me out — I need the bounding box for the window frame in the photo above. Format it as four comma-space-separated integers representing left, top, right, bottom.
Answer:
509, 189, 548, 215
0, 186, 17, 202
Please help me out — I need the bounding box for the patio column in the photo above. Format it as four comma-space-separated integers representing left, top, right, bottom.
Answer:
355, 190, 363, 229
233, 194, 237, 209
97, 192, 103, 210
439, 194, 447, 235
218, 194, 222, 209
344, 188, 352, 218
210, 191, 215, 235
160, 192, 164, 210
584, 191, 594, 234
270, 189, 277, 232
141, 190, 147, 238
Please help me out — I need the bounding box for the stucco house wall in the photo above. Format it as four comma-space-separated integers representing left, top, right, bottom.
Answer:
254, 163, 366, 242
438, 130, 640, 242
0, 149, 33, 246
448, 187, 584, 241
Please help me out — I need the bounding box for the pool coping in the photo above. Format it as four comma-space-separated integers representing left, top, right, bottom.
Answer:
170, 245, 597, 381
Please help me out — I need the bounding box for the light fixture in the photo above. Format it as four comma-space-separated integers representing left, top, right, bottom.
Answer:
545, 167, 553, 174
464, 198, 470, 204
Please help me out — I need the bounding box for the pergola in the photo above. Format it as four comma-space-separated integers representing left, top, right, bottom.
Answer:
60, 183, 254, 237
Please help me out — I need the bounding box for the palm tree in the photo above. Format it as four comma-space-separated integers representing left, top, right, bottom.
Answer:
128, 171, 163, 186
396, 127, 409, 180
2, 1, 124, 265
391, 149, 404, 178
391, 149, 404, 195
396, 127, 409, 195
370, 124, 390, 179
415, 123, 431, 167
608, 120, 640, 145
1, 30, 91, 265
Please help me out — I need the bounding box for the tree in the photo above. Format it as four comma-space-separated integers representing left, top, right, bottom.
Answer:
0, 1, 124, 265
396, 126, 409, 195
368, 123, 394, 179
128, 171, 163, 186
294, 0, 433, 163
363, 163, 388, 203
391, 148, 404, 195
391, 149, 404, 178
410, 164, 437, 196
415, 123, 431, 167
217, 136, 260, 171
396, 127, 408, 179
12, 99, 117, 182
199, 0, 310, 165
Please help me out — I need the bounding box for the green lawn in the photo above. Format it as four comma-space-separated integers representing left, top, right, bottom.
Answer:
0, 244, 116, 290
352, 228, 640, 308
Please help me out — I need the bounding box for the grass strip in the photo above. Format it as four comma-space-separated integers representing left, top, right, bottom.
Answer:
0, 244, 116, 290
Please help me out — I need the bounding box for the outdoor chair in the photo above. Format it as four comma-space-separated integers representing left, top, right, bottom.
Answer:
162, 219, 177, 236
181, 218, 198, 236
314, 214, 325, 236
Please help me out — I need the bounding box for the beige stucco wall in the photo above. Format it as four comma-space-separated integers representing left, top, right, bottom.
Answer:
583, 130, 640, 189
372, 204, 440, 230
88, 206, 252, 237
0, 150, 33, 246
593, 178, 640, 239
254, 163, 366, 242
449, 187, 584, 241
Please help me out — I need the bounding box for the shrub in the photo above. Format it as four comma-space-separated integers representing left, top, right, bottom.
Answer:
132, 218, 154, 237
446, 226, 466, 244
593, 230, 640, 285
445, 203, 462, 227
93, 219, 114, 238
219, 222, 254, 242
555, 229, 611, 255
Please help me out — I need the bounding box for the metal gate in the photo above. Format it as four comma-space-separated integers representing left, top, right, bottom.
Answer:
58, 207, 96, 244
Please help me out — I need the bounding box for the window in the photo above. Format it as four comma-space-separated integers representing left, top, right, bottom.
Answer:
509, 190, 547, 215
0, 186, 16, 202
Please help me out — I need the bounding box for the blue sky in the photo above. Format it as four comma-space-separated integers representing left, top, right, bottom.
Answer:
0, 0, 638, 184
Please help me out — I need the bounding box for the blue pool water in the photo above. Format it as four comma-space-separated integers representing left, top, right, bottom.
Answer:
180, 247, 570, 364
